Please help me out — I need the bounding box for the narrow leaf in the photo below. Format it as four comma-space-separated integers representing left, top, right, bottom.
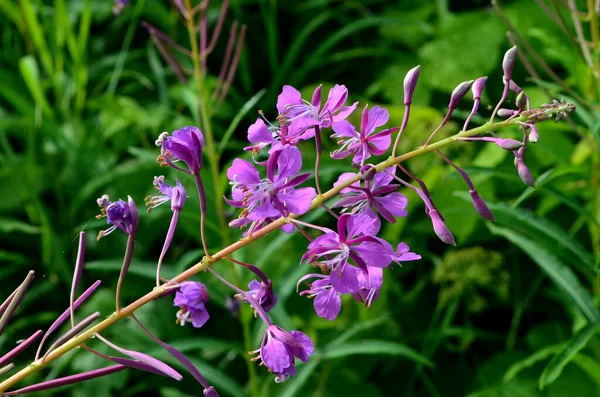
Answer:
218, 89, 266, 154
320, 340, 433, 367
540, 322, 600, 389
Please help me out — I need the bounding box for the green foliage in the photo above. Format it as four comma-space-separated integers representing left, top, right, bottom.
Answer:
0, 0, 598, 396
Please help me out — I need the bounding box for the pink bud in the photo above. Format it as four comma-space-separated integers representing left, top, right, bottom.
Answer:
528, 125, 539, 143
502, 46, 517, 81
472, 76, 487, 100
428, 209, 456, 246
449, 80, 474, 110
403, 65, 420, 106
495, 138, 524, 151
469, 189, 495, 221
516, 158, 535, 187
497, 108, 518, 118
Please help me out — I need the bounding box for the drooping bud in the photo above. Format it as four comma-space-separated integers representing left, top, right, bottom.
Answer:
516, 91, 528, 110
502, 46, 517, 81
360, 164, 377, 181
472, 76, 487, 100
458, 136, 523, 151
403, 65, 421, 106
528, 125, 539, 143
516, 158, 535, 187
449, 80, 474, 110
428, 209, 456, 246
203, 386, 220, 397
469, 189, 495, 221
156, 126, 204, 175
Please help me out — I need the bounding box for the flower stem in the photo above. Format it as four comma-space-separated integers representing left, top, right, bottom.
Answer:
115, 233, 135, 313
193, 173, 210, 257
0, 115, 534, 392
314, 126, 323, 196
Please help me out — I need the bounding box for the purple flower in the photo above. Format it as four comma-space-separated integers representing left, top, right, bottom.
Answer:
145, 176, 187, 212
226, 146, 316, 231
391, 243, 421, 265
332, 167, 408, 223
277, 84, 358, 129
251, 325, 314, 383
156, 126, 204, 174
174, 282, 210, 328
96, 195, 138, 239
298, 275, 341, 321
244, 118, 313, 154
245, 279, 278, 312
301, 214, 393, 293
113, 0, 129, 15
331, 105, 399, 164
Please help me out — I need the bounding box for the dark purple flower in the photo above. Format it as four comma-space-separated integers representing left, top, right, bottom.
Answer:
245, 279, 278, 312
156, 126, 204, 174
391, 243, 421, 265
332, 167, 408, 223
146, 176, 187, 212
277, 84, 358, 129
226, 146, 316, 231
96, 195, 138, 239
174, 282, 210, 328
298, 275, 341, 321
251, 325, 314, 383
302, 214, 393, 293
331, 105, 399, 165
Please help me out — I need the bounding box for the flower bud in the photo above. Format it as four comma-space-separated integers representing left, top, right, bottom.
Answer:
360, 164, 377, 181
502, 46, 517, 81
497, 108, 518, 118
203, 386, 220, 397
403, 65, 420, 106
516, 91, 527, 110
528, 125, 539, 143
428, 209, 456, 246
449, 80, 474, 110
469, 189, 495, 221
516, 158, 535, 187
495, 138, 524, 151
472, 76, 487, 100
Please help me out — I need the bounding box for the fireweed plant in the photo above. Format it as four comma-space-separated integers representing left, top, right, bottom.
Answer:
0, 7, 576, 396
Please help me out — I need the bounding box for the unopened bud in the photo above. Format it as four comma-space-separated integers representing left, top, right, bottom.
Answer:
204, 386, 220, 397
528, 125, 539, 143
449, 80, 474, 110
502, 46, 517, 81
469, 189, 495, 221
495, 138, 524, 151
516, 158, 535, 187
509, 80, 522, 93
360, 164, 377, 181
497, 108, 518, 118
516, 91, 527, 110
472, 76, 487, 100
403, 65, 420, 106
428, 209, 456, 246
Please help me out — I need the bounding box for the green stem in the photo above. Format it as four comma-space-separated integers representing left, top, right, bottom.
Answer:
0, 116, 530, 392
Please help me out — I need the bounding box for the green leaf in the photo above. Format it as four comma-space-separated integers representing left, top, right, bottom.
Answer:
0, 218, 39, 234
503, 345, 562, 383
218, 88, 266, 154
320, 340, 434, 367
19, 56, 53, 117
488, 224, 600, 322
539, 322, 600, 389
329, 316, 390, 346
571, 353, 600, 385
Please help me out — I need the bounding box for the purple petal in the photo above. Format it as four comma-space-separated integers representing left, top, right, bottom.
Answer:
275, 146, 303, 181
248, 119, 276, 145
288, 331, 315, 361
375, 192, 408, 217
332, 101, 359, 123
331, 120, 359, 138
314, 289, 341, 321
277, 85, 302, 114
311, 85, 322, 108
330, 266, 359, 293
262, 336, 291, 373
353, 239, 393, 268
364, 106, 390, 135
277, 187, 316, 215
371, 167, 395, 190
346, 213, 380, 239
322, 84, 348, 114
227, 159, 260, 185
334, 172, 361, 194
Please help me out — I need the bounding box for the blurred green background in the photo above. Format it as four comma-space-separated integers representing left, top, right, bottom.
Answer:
0, 0, 598, 396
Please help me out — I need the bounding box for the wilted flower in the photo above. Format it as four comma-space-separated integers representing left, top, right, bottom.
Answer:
250, 325, 314, 383
243, 279, 277, 312
156, 126, 204, 174
174, 282, 210, 328
145, 176, 187, 212
96, 195, 138, 239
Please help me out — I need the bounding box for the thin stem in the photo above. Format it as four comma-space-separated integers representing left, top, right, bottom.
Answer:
588, 0, 599, 49
424, 111, 451, 147
436, 150, 475, 190
156, 211, 180, 287
0, 115, 539, 392
391, 104, 411, 157
490, 83, 509, 123
194, 173, 210, 257
314, 126, 324, 196
115, 234, 135, 313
